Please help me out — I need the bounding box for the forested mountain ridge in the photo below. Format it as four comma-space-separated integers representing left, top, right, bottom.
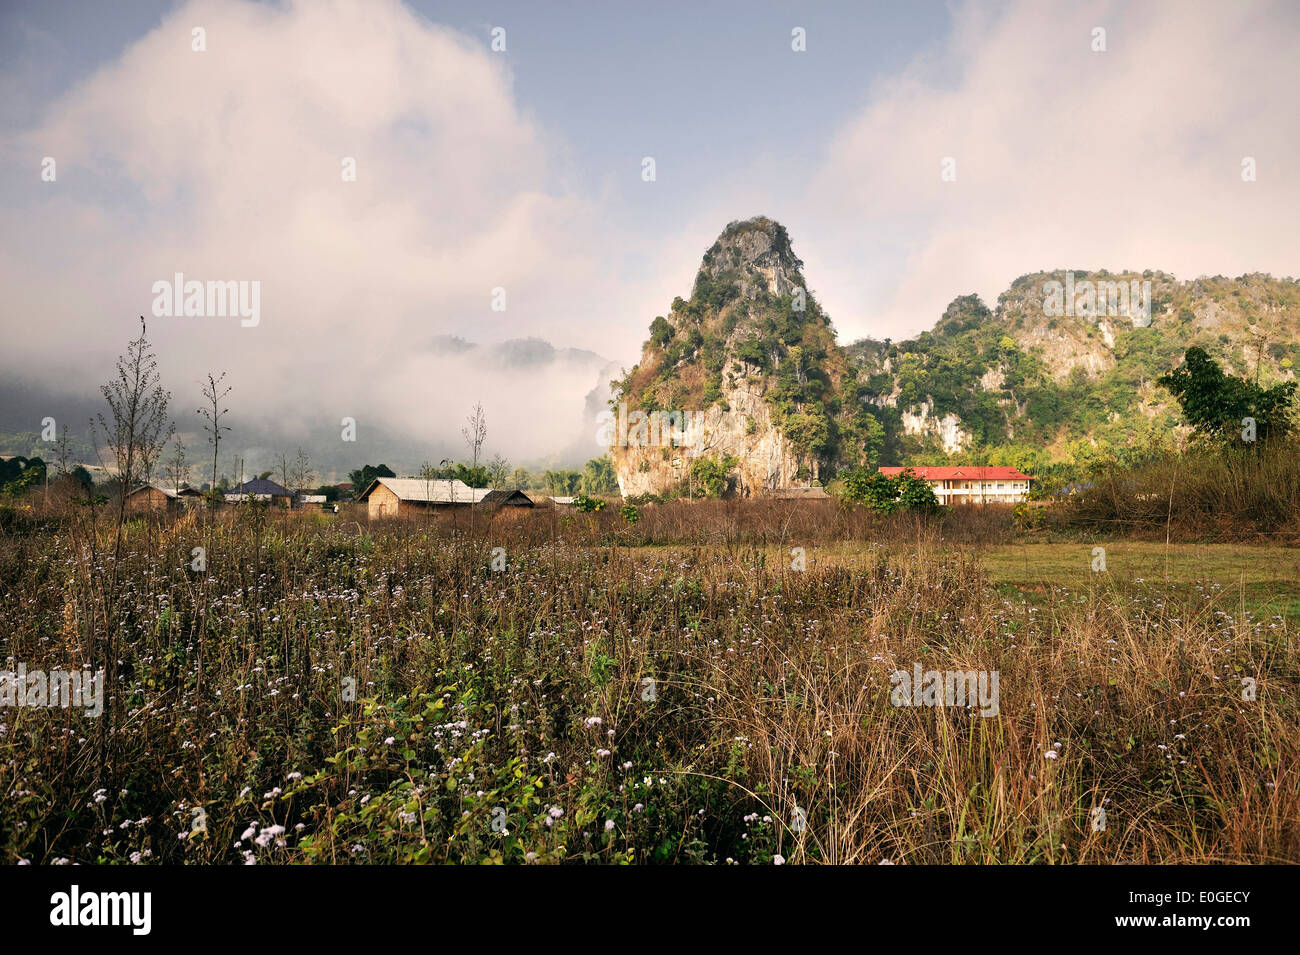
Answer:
612, 216, 1300, 495
846, 270, 1300, 467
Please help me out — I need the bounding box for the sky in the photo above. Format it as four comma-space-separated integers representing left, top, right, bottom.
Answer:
1, 0, 1297, 471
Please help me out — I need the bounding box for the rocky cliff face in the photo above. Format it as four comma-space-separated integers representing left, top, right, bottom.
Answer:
609, 217, 879, 498
610, 377, 798, 498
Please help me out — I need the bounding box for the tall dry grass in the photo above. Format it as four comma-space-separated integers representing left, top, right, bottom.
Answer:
0, 505, 1295, 863
1059, 439, 1300, 541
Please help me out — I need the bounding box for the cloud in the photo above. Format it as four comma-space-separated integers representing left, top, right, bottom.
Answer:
0, 0, 627, 466
804, 0, 1300, 342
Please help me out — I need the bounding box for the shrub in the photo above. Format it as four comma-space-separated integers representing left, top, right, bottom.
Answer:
839, 468, 939, 515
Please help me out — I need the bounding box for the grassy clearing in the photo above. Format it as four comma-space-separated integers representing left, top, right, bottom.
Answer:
980, 542, 1300, 627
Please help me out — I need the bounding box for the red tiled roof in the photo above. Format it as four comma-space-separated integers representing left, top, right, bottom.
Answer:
878, 466, 1035, 481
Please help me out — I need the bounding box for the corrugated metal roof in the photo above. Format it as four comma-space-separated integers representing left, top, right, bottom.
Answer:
364, 477, 491, 504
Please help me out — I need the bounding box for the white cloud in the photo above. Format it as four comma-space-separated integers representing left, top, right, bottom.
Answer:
0, 0, 629, 463
805, 0, 1300, 343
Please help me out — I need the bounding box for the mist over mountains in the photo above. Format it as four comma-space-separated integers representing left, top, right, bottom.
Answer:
0, 335, 623, 481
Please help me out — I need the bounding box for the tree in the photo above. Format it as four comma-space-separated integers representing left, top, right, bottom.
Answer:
0, 455, 46, 498
54, 427, 74, 477
1157, 346, 1296, 442
94, 317, 174, 520
462, 403, 487, 468
689, 454, 738, 498
839, 468, 939, 514
487, 454, 511, 489
413, 461, 438, 524
581, 456, 618, 495
164, 438, 191, 495
649, 316, 673, 348
543, 469, 582, 495
349, 463, 395, 494
197, 372, 232, 495
290, 447, 314, 492
510, 466, 532, 490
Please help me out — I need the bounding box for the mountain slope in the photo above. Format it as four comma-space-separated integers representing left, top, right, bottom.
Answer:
847, 271, 1300, 462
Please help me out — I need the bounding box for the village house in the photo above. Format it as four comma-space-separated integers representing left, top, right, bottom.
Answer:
125, 483, 203, 512
356, 477, 491, 519
877, 465, 1035, 504
477, 489, 536, 511
225, 477, 294, 506
294, 492, 328, 510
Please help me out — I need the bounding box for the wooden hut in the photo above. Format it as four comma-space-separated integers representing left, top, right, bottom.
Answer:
356, 477, 490, 519
125, 484, 202, 512
477, 489, 536, 512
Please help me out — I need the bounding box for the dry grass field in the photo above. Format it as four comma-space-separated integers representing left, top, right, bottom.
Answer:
2, 500, 1296, 865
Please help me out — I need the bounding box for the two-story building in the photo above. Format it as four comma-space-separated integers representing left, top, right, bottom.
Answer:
877, 465, 1035, 504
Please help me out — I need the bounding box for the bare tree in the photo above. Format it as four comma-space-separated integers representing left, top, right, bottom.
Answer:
462, 402, 487, 468
290, 446, 314, 492
487, 453, 510, 489
164, 437, 191, 495
54, 427, 73, 476
275, 449, 291, 490
418, 460, 438, 525
198, 372, 232, 495
93, 317, 174, 533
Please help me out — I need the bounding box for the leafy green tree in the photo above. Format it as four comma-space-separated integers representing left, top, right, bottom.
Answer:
689, 454, 737, 498
1157, 347, 1296, 442
0, 455, 46, 497
648, 316, 673, 348
349, 463, 396, 494
581, 456, 618, 495
839, 468, 938, 514
543, 469, 582, 495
